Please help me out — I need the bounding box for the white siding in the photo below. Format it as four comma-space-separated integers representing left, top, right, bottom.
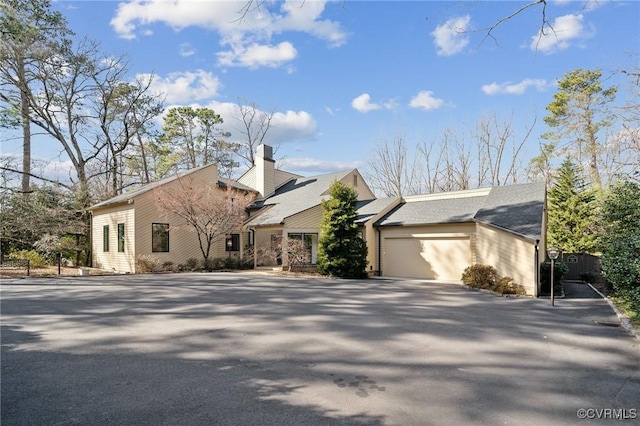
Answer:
92, 204, 135, 273
238, 167, 256, 189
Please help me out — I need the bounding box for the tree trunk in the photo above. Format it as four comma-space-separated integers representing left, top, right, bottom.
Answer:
136, 132, 150, 184
19, 57, 30, 196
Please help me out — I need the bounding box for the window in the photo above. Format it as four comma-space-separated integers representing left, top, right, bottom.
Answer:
152, 223, 169, 252
287, 233, 318, 264
225, 234, 240, 252
117, 223, 125, 252
103, 225, 109, 252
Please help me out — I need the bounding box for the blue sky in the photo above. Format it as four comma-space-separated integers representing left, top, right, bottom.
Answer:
4, 0, 639, 179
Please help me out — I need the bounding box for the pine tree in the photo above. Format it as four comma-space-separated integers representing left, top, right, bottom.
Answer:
317, 181, 368, 278
539, 68, 617, 188
547, 159, 599, 253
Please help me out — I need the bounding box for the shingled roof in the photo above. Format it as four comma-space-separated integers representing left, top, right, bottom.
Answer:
374, 182, 545, 241
355, 198, 399, 225
473, 182, 546, 241
245, 170, 353, 227
89, 164, 255, 210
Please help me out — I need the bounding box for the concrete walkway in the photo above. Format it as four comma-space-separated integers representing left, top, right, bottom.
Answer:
2, 273, 639, 425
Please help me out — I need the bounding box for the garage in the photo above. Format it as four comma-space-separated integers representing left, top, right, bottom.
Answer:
383, 235, 471, 280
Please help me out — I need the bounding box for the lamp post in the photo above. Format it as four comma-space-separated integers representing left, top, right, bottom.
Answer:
547, 246, 560, 307
227, 237, 232, 260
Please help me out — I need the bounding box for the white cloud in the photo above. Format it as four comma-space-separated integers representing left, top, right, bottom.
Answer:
552, 0, 601, 12
277, 0, 347, 47
351, 93, 396, 113
206, 101, 317, 145
269, 109, 317, 143
141, 70, 222, 104
351, 93, 381, 113
217, 41, 297, 69
482, 78, 549, 95
179, 42, 195, 57
110, 0, 347, 69
409, 91, 444, 111
530, 13, 591, 53
110, 1, 247, 39
431, 15, 470, 56
282, 157, 363, 175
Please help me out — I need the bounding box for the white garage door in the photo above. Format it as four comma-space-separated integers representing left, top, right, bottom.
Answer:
383, 237, 471, 280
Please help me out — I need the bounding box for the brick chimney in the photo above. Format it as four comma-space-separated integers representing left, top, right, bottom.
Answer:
255, 144, 275, 198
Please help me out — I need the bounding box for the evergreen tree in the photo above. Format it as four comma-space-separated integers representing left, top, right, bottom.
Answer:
317, 181, 368, 278
537, 68, 617, 188
547, 159, 599, 253
599, 181, 640, 314
159, 106, 239, 177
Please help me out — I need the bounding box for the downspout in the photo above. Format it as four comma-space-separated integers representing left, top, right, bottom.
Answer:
89, 211, 93, 267
376, 227, 382, 277
250, 227, 256, 269
534, 239, 540, 297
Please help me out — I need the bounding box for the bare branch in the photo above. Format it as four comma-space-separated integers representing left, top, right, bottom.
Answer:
154, 176, 254, 261
0, 166, 73, 190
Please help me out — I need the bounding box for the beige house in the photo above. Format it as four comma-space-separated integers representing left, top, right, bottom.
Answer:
374, 183, 547, 295
90, 144, 546, 296
89, 163, 255, 273
238, 145, 384, 269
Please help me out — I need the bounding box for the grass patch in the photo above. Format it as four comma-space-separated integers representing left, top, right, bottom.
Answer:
609, 296, 640, 331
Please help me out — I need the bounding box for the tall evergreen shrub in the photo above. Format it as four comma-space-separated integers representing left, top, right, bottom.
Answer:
317, 181, 368, 278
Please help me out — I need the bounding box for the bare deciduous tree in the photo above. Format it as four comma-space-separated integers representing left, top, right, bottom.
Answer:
365, 135, 420, 197
155, 177, 254, 263
367, 114, 534, 196
475, 113, 532, 187
94, 65, 163, 197
610, 61, 640, 182
233, 100, 276, 167
284, 237, 311, 272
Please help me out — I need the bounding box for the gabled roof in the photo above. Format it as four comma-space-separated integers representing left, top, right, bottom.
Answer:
375, 182, 546, 241
217, 177, 256, 192
90, 163, 254, 210
473, 182, 546, 241
355, 198, 399, 225
245, 170, 353, 227
237, 165, 303, 191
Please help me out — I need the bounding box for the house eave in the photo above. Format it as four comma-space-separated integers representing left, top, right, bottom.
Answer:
89, 198, 134, 212
472, 218, 540, 242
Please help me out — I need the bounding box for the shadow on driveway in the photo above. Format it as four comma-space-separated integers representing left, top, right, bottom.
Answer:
2, 273, 639, 425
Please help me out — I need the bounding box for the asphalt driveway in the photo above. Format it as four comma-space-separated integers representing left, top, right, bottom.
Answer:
2, 273, 639, 425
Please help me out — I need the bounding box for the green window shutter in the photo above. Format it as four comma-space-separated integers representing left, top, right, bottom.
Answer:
103, 225, 109, 252
118, 223, 125, 252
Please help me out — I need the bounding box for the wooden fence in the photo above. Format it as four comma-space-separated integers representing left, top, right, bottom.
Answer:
560, 252, 601, 281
